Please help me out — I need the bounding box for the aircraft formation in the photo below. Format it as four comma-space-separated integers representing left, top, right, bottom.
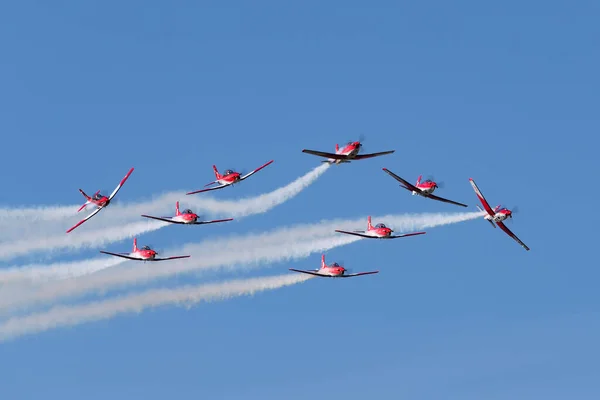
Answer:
67, 139, 529, 274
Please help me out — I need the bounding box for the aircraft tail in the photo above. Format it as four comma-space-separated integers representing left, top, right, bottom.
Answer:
321, 254, 326, 269
367, 216, 372, 230
476, 205, 496, 228
133, 237, 138, 252
416, 175, 422, 186
175, 201, 180, 216
335, 144, 339, 153
77, 189, 96, 212
212, 165, 221, 179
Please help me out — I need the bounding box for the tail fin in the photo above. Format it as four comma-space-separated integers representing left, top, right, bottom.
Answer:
133, 237, 138, 252
494, 204, 502, 212
77, 189, 95, 212
212, 165, 221, 179
476, 205, 496, 228
175, 201, 180, 216
367, 216, 372, 230
416, 175, 422, 186
321, 254, 326, 269
335, 144, 339, 153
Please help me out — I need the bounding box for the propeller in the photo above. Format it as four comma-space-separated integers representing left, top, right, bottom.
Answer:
436, 181, 445, 189
511, 206, 519, 214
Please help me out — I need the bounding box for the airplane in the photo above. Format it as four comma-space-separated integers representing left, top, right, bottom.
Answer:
382, 168, 468, 208
289, 254, 379, 278
99, 237, 191, 261
186, 160, 274, 195
469, 178, 530, 251
141, 201, 234, 225
302, 140, 394, 164
66, 167, 135, 233
335, 216, 427, 239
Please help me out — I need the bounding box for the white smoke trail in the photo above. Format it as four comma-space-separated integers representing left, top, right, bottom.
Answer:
0, 164, 330, 250
0, 211, 483, 313
0, 220, 168, 262
0, 273, 314, 342
0, 205, 77, 221
0, 257, 126, 285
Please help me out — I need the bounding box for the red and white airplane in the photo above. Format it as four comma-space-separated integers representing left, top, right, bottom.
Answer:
302, 140, 394, 164
186, 160, 274, 195
99, 237, 191, 262
469, 178, 530, 251
141, 201, 234, 225
382, 168, 468, 207
66, 167, 135, 233
335, 216, 427, 239
289, 254, 379, 278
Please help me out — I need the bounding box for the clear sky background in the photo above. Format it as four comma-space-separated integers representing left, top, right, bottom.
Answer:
0, 1, 598, 399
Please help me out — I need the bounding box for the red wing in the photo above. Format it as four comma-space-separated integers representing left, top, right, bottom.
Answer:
99, 251, 142, 261
382, 168, 419, 191
334, 230, 374, 238
152, 255, 191, 261
108, 167, 135, 200
302, 149, 348, 160
469, 178, 495, 217
340, 271, 379, 277
66, 207, 103, 233
186, 184, 228, 195
191, 218, 234, 225
496, 221, 530, 251
425, 193, 468, 207
141, 215, 182, 224
239, 160, 274, 181
352, 150, 395, 160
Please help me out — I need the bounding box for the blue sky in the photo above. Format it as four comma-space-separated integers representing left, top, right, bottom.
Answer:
1, 1, 599, 399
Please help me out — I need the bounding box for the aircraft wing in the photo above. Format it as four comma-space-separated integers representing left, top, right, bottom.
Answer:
352, 150, 395, 160
239, 160, 274, 181
141, 215, 182, 224
99, 251, 143, 261
66, 207, 103, 233
152, 255, 191, 261
496, 221, 530, 251
425, 193, 468, 207
191, 218, 234, 225
340, 271, 379, 277
108, 167, 135, 200
302, 149, 349, 160
186, 184, 228, 195
381, 168, 420, 191
334, 230, 426, 239
469, 178, 496, 217
288, 268, 327, 277
140, 215, 233, 225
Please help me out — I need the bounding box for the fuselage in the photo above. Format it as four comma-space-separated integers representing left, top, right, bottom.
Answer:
320, 264, 346, 276
328, 142, 361, 164
367, 226, 393, 237
91, 195, 110, 208
485, 209, 512, 223
173, 212, 198, 223
218, 171, 241, 185
413, 181, 437, 196
131, 249, 157, 260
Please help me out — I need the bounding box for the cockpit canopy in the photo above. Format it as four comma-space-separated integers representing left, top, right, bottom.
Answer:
93, 193, 104, 200
331, 262, 341, 267
375, 223, 387, 228
423, 179, 434, 183
141, 245, 151, 251
182, 209, 193, 214
224, 169, 235, 175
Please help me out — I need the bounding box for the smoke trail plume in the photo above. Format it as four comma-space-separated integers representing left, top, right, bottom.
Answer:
0, 220, 168, 262
0, 274, 313, 342
0, 164, 330, 249
0, 258, 125, 285
0, 211, 482, 313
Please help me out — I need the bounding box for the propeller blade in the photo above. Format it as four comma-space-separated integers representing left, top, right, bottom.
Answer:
436, 181, 445, 189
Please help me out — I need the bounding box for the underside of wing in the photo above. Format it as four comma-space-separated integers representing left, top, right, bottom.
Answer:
469, 178, 496, 217
99, 251, 141, 261
426, 193, 468, 207
152, 255, 191, 261
341, 271, 380, 277
334, 230, 375, 238
288, 268, 326, 277
66, 207, 103, 233
108, 167, 135, 200
496, 222, 530, 251
388, 231, 427, 238
239, 160, 274, 181
352, 150, 395, 160
140, 215, 180, 224
381, 168, 420, 192
186, 184, 228, 195
302, 149, 348, 160
192, 218, 234, 225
